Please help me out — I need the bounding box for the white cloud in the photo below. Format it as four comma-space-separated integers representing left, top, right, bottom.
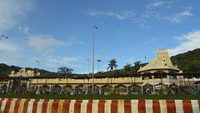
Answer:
164, 10, 193, 23
0, 39, 18, 52
147, 1, 166, 9
169, 30, 200, 56
46, 56, 81, 68
86, 10, 135, 20
86, 10, 151, 27
18, 26, 31, 35
0, 39, 23, 64
0, 0, 35, 31
27, 35, 66, 52
147, 1, 176, 9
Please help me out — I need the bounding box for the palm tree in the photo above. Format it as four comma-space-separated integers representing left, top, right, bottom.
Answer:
58, 67, 73, 89
107, 59, 118, 71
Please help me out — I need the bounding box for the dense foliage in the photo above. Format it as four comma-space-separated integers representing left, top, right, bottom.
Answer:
171, 48, 200, 72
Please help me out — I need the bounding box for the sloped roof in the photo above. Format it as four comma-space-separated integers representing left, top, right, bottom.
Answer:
138, 50, 181, 73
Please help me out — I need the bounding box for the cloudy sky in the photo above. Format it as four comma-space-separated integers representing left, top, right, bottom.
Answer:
0, 0, 200, 73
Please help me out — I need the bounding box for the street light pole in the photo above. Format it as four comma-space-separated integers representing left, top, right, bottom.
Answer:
92, 25, 98, 94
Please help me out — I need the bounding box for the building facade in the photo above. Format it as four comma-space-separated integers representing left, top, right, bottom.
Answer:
0, 50, 199, 95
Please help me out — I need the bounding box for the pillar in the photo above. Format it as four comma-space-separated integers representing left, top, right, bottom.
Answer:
27, 79, 31, 92
141, 76, 143, 94
6, 80, 10, 93
152, 76, 155, 94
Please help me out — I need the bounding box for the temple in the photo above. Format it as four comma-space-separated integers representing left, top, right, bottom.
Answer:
138, 49, 182, 74
0, 49, 199, 95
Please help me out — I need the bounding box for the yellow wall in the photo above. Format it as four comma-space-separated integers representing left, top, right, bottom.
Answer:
31, 77, 143, 85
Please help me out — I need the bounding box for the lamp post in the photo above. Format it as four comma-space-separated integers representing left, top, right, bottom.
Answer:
92, 25, 98, 94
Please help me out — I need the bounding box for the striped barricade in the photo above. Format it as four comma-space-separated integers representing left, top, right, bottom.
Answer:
0, 98, 199, 113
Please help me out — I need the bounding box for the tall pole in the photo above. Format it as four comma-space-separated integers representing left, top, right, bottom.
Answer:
92, 25, 98, 94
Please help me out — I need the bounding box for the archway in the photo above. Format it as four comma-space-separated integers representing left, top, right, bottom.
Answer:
128, 84, 141, 94
143, 84, 153, 94
51, 84, 62, 94
21, 83, 27, 93
39, 84, 50, 94
114, 84, 127, 95
88, 85, 99, 94
63, 84, 72, 95
101, 84, 113, 95
154, 83, 168, 94
30, 85, 38, 94
75, 84, 85, 94
168, 83, 178, 94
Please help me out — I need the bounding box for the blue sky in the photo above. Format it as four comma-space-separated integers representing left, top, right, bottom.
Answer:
0, 0, 200, 73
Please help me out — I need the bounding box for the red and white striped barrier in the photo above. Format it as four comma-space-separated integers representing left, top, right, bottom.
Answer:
0, 98, 199, 113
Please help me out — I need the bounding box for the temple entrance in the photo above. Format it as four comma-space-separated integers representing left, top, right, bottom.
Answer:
51, 84, 62, 94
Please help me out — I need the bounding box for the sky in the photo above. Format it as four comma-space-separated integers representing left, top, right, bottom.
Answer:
0, 0, 200, 74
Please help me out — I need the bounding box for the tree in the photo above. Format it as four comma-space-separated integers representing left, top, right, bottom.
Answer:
134, 61, 141, 72
107, 59, 118, 71
124, 63, 132, 71
58, 67, 73, 74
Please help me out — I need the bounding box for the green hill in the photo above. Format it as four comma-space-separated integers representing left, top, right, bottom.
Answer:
0, 63, 54, 77
171, 48, 200, 72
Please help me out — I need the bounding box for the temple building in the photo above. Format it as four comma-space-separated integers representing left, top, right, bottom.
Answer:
138, 49, 182, 74
0, 49, 199, 95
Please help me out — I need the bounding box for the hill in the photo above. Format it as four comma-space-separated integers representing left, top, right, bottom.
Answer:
0, 63, 55, 77
171, 48, 200, 72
